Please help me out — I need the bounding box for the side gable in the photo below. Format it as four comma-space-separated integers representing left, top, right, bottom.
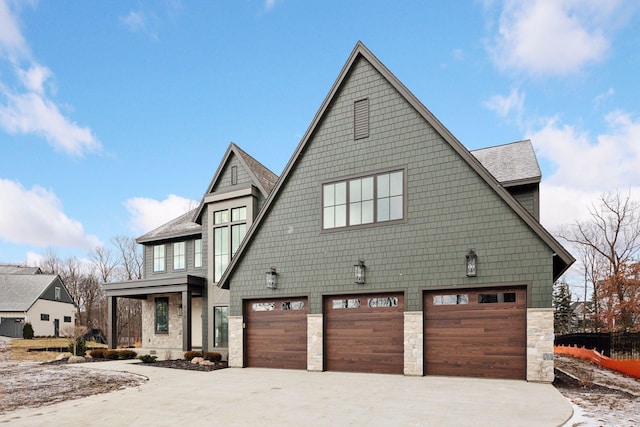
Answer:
219, 41, 574, 296
0, 274, 74, 312
39, 276, 76, 306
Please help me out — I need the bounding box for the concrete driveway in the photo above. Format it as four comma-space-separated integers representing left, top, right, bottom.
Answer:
0, 360, 573, 426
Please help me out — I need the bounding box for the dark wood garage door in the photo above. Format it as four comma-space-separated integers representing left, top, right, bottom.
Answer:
244, 297, 308, 369
424, 287, 526, 380
324, 292, 404, 374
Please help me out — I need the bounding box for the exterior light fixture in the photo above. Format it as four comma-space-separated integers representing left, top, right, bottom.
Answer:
266, 267, 277, 289
466, 249, 477, 277
354, 260, 366, 284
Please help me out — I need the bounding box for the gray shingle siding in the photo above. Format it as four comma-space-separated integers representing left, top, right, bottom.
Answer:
212, 154, 252, 193
228, 56, 555, 315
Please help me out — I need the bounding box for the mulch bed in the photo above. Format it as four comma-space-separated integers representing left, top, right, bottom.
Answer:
138, 359, 228, 372
44, 357, 228, 372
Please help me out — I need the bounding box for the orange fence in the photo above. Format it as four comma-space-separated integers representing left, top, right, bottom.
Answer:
555, 345, 640, 379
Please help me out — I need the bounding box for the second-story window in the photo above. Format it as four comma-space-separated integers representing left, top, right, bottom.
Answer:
173, 242, 185, 270
323, 169, 404, 230
153, 245, 165, 272
194, 239, 202, 268
213, 206, 247, 282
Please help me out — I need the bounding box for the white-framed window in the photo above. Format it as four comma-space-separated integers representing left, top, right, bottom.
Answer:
194, 239, 202, 268
213, 206, 248, 282
173, 242, 185, 270
322, 169, 404, 230
153, 245, 165, 272
54, 286, 61, 301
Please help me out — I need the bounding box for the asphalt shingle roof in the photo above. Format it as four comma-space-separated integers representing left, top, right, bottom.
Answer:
0, 274, 58, 312
136, 209, 201, 243
471, 140, 541, 185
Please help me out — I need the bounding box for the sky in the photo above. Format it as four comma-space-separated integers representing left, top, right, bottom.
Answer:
0, 0, 639, 292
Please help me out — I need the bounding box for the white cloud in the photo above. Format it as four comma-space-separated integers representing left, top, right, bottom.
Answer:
0, 1, 102, 156
489, 0, 622, 76
0, 90, 101, 156
124, 194, 198, 234
527, 111, 640, 231
0, 0, 28, 59
484, 88, 525, 119
119, 9, 158, 40
0, 179, 102, 250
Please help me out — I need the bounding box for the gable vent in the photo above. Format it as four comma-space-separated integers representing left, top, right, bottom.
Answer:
354, 98, 369, 140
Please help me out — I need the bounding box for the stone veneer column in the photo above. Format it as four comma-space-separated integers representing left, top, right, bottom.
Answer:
527, 308, 554, 382
228, 316, 244, 367
404, 311, 423, 376
307, 314, 323, 371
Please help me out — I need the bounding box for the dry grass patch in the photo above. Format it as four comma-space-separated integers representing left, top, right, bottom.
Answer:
9, 338, 107, 362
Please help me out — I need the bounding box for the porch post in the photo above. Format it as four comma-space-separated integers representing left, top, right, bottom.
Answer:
107, 296, 118, 349
182, 290, 192, 351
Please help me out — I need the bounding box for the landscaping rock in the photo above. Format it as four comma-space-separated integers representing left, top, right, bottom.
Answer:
68, 356, 86, 364
56, 352, 72, 361
191, 357, 204, 364
199, 360, 213, 366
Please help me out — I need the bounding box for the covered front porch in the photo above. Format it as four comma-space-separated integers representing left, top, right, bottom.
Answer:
104, 274, 205, 352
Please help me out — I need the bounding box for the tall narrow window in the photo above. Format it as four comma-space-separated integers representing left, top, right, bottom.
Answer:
155, 297, 169, 334
153, 245, 165, 272
194, 239, 202, 268
354, 98, 369, 140
214, 306, 229, 347
54, 286, 61, 301
173, 242, 185, 270
214, 228, 229, 282
214, 206, 247, 282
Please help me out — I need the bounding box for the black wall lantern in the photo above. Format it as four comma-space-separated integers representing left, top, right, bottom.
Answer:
354, 260, 366, 284
266, 267, 277, 289
466, 249, 477, 277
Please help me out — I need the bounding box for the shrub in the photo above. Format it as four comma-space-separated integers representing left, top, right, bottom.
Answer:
89, 349, 105, 359
68, 337, 87, 357
103, 350, 120, 360
184, 350, 202, 361
119, 350, 137, 360
137, 354, 157, 363
22, 323, 34, 339
203, 352, 222, 363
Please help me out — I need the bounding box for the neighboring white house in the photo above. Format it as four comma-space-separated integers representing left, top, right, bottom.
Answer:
0, 266, 76, 338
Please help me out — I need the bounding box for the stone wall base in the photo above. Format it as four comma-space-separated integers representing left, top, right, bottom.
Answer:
307, 314, 323, 371
404, 311, 423, 376
527, 308, 555, 382
228, 316, 243, 368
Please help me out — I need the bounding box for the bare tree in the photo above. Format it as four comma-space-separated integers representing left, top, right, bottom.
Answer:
38, 248, 62, 274
560, 191, 640, 330
113, 236, 142, 280
90, 246, 117, 284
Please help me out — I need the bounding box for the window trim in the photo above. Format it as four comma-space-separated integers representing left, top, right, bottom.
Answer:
213, 205, 248, 282
213, 305, 229, 348
41, 313, 50, 321
153, 245, 165, 273
155, 297, 169, 334
194, 239, 203, 268
321, 166, 408, 232
173, 241, 186, 271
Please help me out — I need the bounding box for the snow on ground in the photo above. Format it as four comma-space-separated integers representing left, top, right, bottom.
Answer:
555, 355, 640, 427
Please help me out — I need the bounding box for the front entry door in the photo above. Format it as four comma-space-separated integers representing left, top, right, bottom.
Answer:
54, 319, 60, 337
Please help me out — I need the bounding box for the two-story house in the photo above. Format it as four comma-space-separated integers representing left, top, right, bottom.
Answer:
104, 143, 277, 357
105, 42, 574, 382
216, 42, 574, 382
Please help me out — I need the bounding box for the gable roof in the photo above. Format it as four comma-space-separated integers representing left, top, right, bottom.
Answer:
471, 140, 541, 187
0, 265, 42, 275
0, 274, 69, 312
218, 41, 575, 287
136, 208, 201, 244
193, 142, 278, 223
